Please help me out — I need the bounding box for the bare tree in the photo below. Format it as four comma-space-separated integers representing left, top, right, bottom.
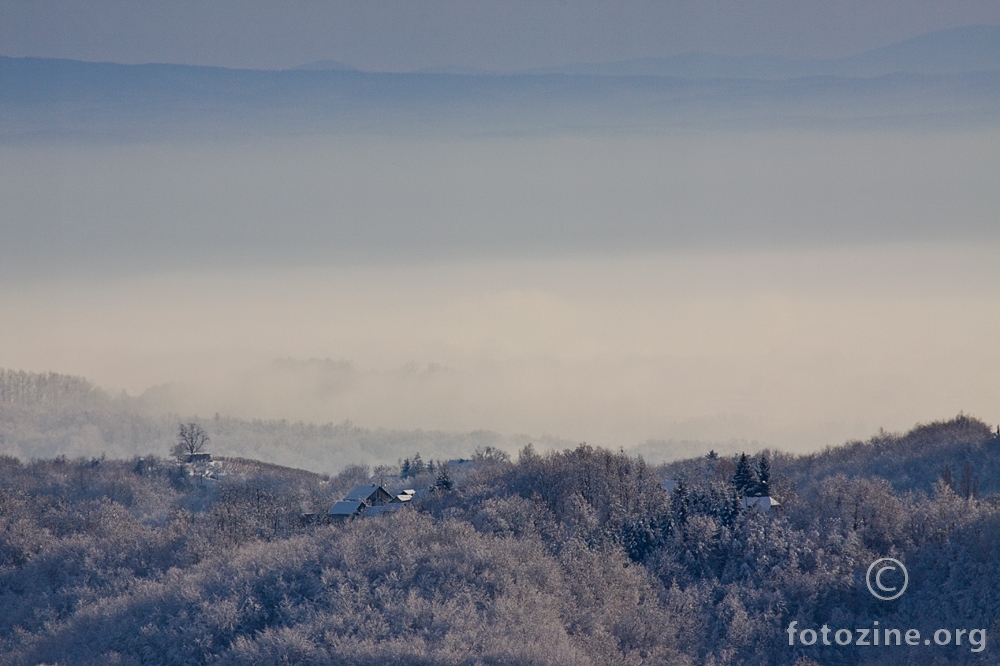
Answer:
173, 423, 209, 461
474, 446, 510, 464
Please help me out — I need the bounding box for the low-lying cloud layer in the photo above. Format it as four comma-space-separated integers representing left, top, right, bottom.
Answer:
2, 245, 997, 453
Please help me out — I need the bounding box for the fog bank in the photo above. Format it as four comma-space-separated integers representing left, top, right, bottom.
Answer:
2, 245, 997, 452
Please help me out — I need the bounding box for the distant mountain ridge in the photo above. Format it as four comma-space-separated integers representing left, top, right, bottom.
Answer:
2, 25, 998, 141
519, 25, 1000, 79
298, 25, 1000, 79
3, 55, 998, 141
292, 59, 357, 72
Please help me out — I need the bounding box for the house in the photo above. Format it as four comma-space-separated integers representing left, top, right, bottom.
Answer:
344, 485, 395, 507
391, 489, 416, 503
660, 479, 678, 493
741, 496, 780, 512
329, 484, 405, 521
328, 499, 367, 519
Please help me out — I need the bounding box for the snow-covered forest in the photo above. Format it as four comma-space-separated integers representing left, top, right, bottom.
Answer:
1, 371, 998, 665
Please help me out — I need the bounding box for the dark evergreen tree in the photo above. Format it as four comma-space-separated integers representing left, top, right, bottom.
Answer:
671, 478, 689, 526
941, 464, 954, 491
410, 453, 425, 476
756, 454, 771, 496
960, 461, 978, 499
732, 453, 759, 497
435, 462, 453, 491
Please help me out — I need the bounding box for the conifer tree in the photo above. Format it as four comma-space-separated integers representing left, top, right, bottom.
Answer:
435, 462, 453, 491
756, 454, 771, 497
671, 479, 689, 526
732, 453, 759, 497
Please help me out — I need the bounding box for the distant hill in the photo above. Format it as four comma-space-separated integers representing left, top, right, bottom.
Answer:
659, 415, 1000, 498
292, 59, 358, 72
834, 24, 1000, 77
3, 31, 999, 142
528, 25, 1000, 79
779, 415, 1000, 495
0, 368, 530, 473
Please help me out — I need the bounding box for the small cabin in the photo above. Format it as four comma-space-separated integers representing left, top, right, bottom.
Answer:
741, 496, 780, 512
329, 484, 413, 520
660, 479, 678, 493
344, 485, 395, 507
328, 500, 367, 519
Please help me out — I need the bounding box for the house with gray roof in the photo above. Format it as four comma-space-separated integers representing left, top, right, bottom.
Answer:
329, 484, 406, 520
328, 499, 367, 519
344, 485, 395, 506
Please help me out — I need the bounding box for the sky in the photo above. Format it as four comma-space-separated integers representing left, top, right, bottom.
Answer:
4, 132, 998, 280
1, 0, 999, 71
1, 2, 999, 460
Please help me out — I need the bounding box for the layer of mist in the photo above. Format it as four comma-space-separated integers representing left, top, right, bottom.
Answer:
2, 130, 998, 281
2, 245, 997, 456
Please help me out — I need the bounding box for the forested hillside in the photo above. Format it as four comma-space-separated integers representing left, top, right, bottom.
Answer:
1, 415, 998, 665
0, 369, 536, 472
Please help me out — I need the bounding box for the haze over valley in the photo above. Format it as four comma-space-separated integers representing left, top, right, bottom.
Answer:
1, 18, 998, 465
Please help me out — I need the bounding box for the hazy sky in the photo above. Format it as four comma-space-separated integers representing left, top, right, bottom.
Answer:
2, 0, 999, 70
3, 132, 999, 281
1, 131, 998, 452
2, 2, 999, 459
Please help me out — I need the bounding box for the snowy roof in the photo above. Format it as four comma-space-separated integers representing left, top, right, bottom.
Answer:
344, 485, 379, 501
328, 500, 366, 516
661, 479, 678, 493
741, 496, 780, 511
